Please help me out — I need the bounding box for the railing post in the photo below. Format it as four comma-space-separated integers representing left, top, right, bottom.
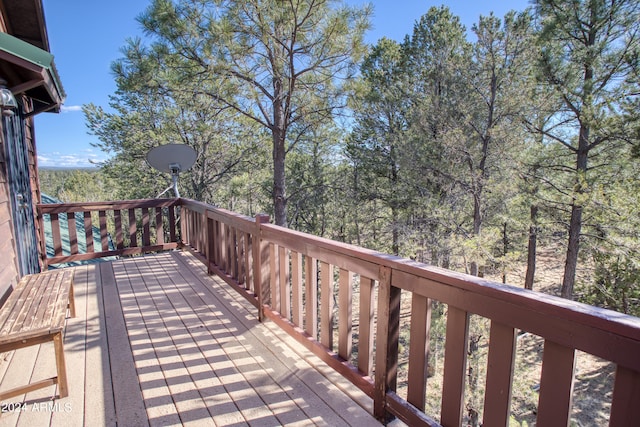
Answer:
36, 206, 48, 270
252, 214, 270, 322
374, 265, 400, 422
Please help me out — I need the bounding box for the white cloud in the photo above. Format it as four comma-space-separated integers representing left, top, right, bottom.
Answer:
61, 105, 83, 113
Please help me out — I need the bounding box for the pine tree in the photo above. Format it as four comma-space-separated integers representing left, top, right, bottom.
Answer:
533, 0, 640, 299
137, 0, 370, 226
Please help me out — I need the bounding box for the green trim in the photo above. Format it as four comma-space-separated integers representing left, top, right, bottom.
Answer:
0, 32, 54, 67
0, 31, 65, 104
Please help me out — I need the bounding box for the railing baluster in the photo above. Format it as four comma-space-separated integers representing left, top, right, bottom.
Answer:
408, 293, 431, 411
201, 212, 207, 256
279, 245, 291, 319
358, 276, 375, 377
207, 216, 215, 275
238, 230, 249, 289
190, 208, 195, 246
291, 251, 303, 328
155, 207, 164, 245
200, 212, 206, 258
168, 205, 176, 242
67, 212, 77, 255
320, 261, 334, 350
141, 207, 150, 247
198, 211, 203, 251
128, 208, 137, 247
191, 209, 197, 248
226, 222, 231, 270
441, 306, 470, 427
231, 227, 238, 280
220, 222, 227, 271
99, 210, 108, 252
188, 210, 194, 249
610, 365, 640, 426
483, 320, 517, 426
84, 211, 93, 253
338, 269, 354, 361
253, 214, 270, 321
537, 340, 576, 426
245, 233, 253, 292
181, 208, 188, 246
50, 213, 62, 256
211, 218, 218, 265
217, 219, 223, 267
305, 256, 318, 339
114, 209, 124, 250
194, 211, 200, 251
236, 230, 247, 289
269, 243, 278, 310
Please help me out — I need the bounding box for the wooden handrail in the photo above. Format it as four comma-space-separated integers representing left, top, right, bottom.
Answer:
37, 198, 180, 213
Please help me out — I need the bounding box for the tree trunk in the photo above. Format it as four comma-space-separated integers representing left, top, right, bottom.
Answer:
390, 143, 400, 256
524, 205, 538, 290
562, 202, 583, 299
272, 74, 287, 227
561, 128, 589, 299
561, 14, 595, 299
470, 191, 482, 276
353, 164, 361, 246
562, 203, 583, 298
272, 129, 287, 227
502, 222, 508, 284
391, 206, 399, 256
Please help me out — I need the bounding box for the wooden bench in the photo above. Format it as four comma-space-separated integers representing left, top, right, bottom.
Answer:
0, 269, 76, 401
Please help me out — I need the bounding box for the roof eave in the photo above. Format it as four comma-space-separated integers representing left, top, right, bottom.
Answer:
0, 31, 65, 114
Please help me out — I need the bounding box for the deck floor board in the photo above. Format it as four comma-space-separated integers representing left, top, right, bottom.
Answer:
0, 251, 379, 426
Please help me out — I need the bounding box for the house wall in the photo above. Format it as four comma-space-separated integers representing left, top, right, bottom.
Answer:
0, 0, 61, 299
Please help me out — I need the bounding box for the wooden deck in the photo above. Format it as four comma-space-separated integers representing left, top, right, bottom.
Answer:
0, 250, 380, 426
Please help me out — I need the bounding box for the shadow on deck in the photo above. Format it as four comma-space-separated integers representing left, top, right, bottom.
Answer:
0, 251, 379, 426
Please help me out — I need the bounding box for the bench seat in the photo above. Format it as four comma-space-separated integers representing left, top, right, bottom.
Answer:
0, 269, 75, 401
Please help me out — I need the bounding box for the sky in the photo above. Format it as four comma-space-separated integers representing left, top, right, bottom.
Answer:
36, 0, 531, 168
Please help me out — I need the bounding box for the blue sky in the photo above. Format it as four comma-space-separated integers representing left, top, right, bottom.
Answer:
36, 0, 531, 168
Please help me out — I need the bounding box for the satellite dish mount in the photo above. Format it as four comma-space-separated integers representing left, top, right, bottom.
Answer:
146, 144, 197, 198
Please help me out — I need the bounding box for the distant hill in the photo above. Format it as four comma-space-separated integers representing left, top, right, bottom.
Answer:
39, 166, 98, 171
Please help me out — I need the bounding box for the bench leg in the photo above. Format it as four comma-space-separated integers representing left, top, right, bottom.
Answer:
68, 278, 77, 318
53, 332, 69, 398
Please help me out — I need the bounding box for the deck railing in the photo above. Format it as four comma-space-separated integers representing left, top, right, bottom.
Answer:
39, 198, 640, 426
37, 198, 181, 267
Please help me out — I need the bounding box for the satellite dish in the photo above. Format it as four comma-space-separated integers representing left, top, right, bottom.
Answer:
146, 144, 197, 174
146, 144, 197, 198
